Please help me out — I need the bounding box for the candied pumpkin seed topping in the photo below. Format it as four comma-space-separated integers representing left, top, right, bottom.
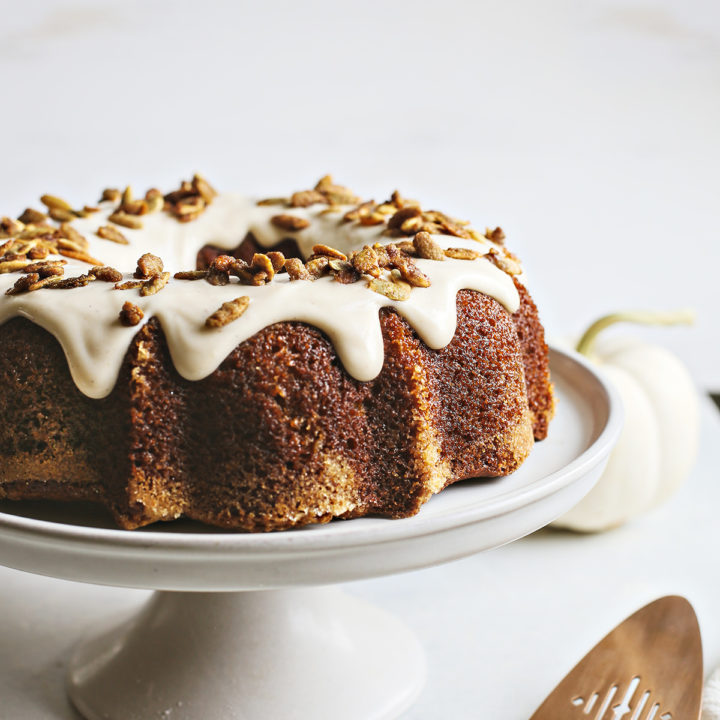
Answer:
368, 277, 412, 301
174, 269, 208, 280
45, 273, 96, 290
271, 214, 310, 232
5, 273, 40, 295
140, 271, 170, 297
444, 247, 481, 260
205, 296, 250, 328
164, 174, 217, 223
23, 260, 65, 278
485, 226, 506, 244
97, 225, 129, 245
119, 301, 143, 326
285, 257, 312, 281
90, 266, 123, 283
413, 231, 445, 261
17, 208, 47, 225
134, 253, 164, 279
114, 279, 144, 291
109, 211, 143, 230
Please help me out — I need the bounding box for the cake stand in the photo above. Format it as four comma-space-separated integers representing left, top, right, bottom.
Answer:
0, 347, 621, 720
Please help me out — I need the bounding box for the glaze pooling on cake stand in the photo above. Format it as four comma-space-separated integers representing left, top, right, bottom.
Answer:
0, 349, 622, 720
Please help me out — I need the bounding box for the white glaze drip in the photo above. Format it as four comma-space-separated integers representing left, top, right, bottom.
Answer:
0, 193, 521, 398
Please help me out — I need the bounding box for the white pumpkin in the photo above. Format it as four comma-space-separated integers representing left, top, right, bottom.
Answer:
553, 311, 700, 532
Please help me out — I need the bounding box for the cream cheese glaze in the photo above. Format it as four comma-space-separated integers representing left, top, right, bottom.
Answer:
0, 192, 521, 399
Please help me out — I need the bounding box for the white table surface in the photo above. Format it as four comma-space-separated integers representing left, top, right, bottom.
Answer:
1, 0, 719, 717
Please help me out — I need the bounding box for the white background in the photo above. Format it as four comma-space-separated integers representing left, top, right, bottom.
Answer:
1, 0, 719, 717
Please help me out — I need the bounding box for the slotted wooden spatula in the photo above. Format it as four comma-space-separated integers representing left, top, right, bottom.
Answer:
530, 596, 703, 720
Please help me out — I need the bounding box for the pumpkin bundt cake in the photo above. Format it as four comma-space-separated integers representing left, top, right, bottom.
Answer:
0, 176, 554, 531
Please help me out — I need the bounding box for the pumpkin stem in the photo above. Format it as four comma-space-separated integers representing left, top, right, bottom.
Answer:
576, 310, 695, 356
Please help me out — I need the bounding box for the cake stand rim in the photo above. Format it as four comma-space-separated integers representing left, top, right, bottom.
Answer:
0, 345, 622, 557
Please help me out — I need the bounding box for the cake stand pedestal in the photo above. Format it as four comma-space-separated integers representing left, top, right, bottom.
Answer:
0, 348, 621, 720
69, 588, 424, 720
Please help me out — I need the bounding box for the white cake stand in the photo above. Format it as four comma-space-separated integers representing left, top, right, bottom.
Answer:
0, 347, 621, 720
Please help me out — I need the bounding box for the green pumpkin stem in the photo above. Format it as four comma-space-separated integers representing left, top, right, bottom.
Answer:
576, 310, 695, 356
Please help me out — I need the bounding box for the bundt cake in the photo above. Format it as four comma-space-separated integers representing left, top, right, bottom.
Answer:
0, 175, 554, 531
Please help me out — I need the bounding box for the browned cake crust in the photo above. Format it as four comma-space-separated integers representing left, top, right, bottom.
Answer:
512, 279, 554, 440
0, 282, 553, 531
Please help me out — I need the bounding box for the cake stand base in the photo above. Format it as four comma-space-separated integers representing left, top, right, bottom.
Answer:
67, 587, 426, 720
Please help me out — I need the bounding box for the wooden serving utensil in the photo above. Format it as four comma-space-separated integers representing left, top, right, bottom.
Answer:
529, 596, 703, 720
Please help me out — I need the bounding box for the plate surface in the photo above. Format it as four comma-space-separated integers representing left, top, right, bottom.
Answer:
0, 347, 622, 591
